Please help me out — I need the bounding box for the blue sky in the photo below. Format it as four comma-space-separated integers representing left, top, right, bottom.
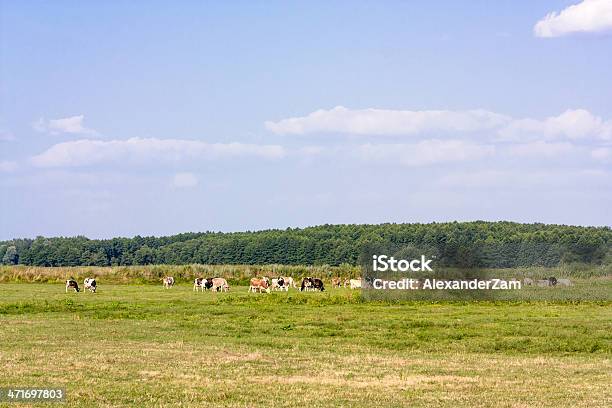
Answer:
1, 0, 611, 239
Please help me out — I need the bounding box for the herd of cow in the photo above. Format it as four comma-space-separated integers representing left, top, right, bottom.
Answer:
64, 276, 365, 293
64, 276, 570, 293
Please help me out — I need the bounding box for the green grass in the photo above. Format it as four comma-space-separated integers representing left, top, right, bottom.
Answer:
0, 283, 611, 407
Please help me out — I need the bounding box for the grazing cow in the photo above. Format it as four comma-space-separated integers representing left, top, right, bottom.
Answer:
282, 276, 297, 289
271, 277, 287, 291
163, 276, 175, 289
65, 279, 79, 293
331, 277, 342, 288
349, 279, 362, 289
311, 278, 325, 291
536, 277, 558, 287
83, 278, 97, 293
212, 277, 229, 292
300, 277, 313, 292
300, 277, 325, 292
523, 278, 534, 286
193, 278, 208, 292
556, 278, 572, 287
249, 277, 270, 293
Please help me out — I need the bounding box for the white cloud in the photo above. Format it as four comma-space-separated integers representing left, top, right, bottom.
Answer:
534, 0, 612, 38
265, 106, 510, 136
354, 140, 495, 166
266, 107, 612, 142
33, 115, 96, 135
30, 137, 286, 168
173, 172, 199, 188
0, 160, 17, 172
498, 109, 612, 141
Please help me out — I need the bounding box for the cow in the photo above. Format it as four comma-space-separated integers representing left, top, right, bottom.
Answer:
536, 277, 557, 287
523, 278, 534, 286
300, 277, 313, 292
163, 276, 175, 289
282, 276, 297, 289
249, 277, 270, 293
193, 278, 208, 292
311, 278, 325, 291
331, 277, 342, 288
83, 278, 97, 293
349, 279, 362, 289
271, 277, 287, 291
556, 278, 572, 287
300, 277, 324, 292
212, 277, 229, 292
65, 279, 80, 293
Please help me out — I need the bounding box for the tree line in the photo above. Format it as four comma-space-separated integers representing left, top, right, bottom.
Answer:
1, 222, 610, 268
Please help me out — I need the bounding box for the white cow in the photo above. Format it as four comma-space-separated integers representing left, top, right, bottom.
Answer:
84, 278, 97, 293
536, 279, 551, 287
556, 278, 572, 287
163, 276, 175, 289
212, 277, 229, 292
349, 279, 362, 289
282, 277, 296, 289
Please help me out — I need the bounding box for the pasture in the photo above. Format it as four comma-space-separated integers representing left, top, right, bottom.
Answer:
0, 281, 611, 407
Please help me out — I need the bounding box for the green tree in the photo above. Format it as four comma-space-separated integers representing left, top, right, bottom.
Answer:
2, 245, 18, 265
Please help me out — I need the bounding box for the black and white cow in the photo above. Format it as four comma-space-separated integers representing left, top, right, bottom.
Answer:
300, 277, 325, 292
193, 278, 214, 292
84, 278, 97, 293
300, 277, 313, 292
271, 277, 287, 291
65, 279, 80, 293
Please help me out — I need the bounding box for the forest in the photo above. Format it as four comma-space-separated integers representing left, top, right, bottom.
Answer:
1, 222, 610, 268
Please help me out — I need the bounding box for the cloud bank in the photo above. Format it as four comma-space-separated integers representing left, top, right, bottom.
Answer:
30, 138, 286, 168
266, 106, 612, 141
534, 0, 612, 38
266, 106, 509, 136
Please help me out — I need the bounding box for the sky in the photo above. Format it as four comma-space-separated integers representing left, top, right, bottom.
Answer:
1, 0, 611, 239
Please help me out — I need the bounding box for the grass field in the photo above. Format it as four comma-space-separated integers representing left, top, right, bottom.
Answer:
1, 283, 611, 407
